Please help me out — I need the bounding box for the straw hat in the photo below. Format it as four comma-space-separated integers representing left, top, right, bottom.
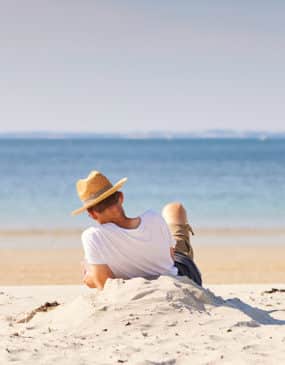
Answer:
71, 170, 127, 216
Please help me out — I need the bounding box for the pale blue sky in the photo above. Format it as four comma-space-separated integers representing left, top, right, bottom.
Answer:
0, 1, 284, 133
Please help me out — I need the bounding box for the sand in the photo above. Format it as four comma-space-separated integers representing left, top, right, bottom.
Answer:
1, 227, 285, 285
1, 228, 284, 363
1, 278, 285, 364
1, 245, 285, 285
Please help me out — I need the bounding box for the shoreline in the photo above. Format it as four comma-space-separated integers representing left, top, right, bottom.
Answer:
1, 227, 285, 250
1, 226, 285, 235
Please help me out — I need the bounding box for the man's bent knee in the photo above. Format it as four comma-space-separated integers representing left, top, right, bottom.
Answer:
162, 202, 188, 225
162, 202, 194, 260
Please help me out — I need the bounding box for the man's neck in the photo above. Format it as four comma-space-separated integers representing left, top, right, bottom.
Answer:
110, 215, 141, 230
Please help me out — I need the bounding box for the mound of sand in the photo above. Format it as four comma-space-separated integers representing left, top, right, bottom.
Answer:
2, 277, 285, 364
28, 276, 223, 332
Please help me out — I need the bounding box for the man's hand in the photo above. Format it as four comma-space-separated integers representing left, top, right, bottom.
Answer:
83, 264, 115, 290
83, 273, 97, 288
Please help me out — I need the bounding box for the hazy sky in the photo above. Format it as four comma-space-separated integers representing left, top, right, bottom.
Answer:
0, 1, 284, 133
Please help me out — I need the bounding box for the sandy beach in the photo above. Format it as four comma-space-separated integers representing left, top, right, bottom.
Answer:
1, 280, 285, 364
1, 229, 284, 364
1, 245, 285, 285
0, 226, 285, 285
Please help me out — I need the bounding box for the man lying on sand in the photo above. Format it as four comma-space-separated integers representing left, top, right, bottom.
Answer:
72, 170, 201, 289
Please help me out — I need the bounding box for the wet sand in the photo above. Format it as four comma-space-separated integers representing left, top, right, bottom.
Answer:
0, 227, 284, 285
0, 245, 284, 285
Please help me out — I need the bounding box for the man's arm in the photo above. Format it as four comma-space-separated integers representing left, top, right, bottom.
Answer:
170, 247, 175, 261
83, 264, 115, 290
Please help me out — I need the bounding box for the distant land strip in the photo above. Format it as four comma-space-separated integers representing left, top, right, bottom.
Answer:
0, 130, 285, 139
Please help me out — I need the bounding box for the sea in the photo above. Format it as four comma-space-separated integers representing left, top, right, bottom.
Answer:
0, 138, 284, 230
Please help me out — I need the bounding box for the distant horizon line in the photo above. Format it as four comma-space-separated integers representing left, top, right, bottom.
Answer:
0, 129, 285, 140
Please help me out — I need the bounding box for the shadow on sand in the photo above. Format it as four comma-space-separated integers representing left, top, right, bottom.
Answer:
220, 296, 285, 326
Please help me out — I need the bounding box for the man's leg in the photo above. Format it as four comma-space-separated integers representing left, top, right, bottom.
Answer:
162, 202, 195, 260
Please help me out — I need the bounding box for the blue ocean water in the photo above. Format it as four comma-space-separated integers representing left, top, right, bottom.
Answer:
0, 138, 284, 229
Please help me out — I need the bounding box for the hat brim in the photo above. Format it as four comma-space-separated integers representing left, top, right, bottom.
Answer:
71, 177, 128, 216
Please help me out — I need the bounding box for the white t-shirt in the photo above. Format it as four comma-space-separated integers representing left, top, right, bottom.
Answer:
81, 209, 178, 279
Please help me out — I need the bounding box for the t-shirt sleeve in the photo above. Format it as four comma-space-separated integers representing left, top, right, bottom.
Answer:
81, 229, 106, 265
158, 214, 176, 248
